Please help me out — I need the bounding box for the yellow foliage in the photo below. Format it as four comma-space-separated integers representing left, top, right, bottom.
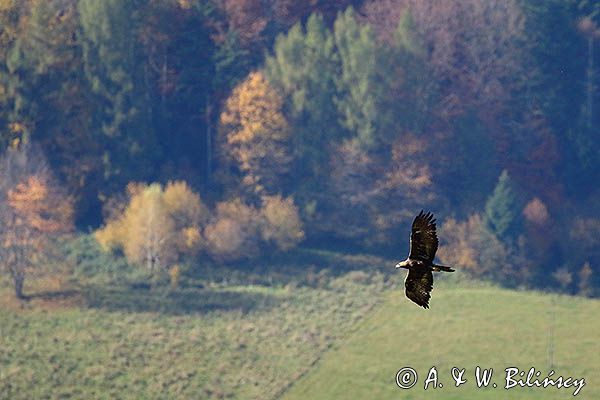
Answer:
95, 219, 126, 252
204, 196, 304, 262
126, 181, 146, 198
219, 71, 291, 193
163, 180, 209, 227
122, 184, 175, 269
9, 122, 26, 134
437, 217, 477, 270
204, 217, 252, 262
260, 195, 304, 250
220, 71, 289, 143
95, 181, 206, 270
169, 265, 181, 288
182, 226, 201, 249
1, 170, 74, 298
214, 197, 260, 226
176, 0, 192, 9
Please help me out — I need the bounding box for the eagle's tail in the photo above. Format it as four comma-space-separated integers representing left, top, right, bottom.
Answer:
433, 264, 455, 272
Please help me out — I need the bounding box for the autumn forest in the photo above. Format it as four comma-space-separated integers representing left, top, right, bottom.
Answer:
0, 0, 599, 299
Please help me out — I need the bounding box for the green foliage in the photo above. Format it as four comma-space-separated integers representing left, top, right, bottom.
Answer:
443, 111, 497, 210
78, 0, 159, 187
265, 13, 340, 171
388, 10, 437, 135
333, 7, 381, 148
485, 170, 520, 240
78, 0, 137, 137
521, 0, 600, 195
521, 0, 589, 133
3, 1, 80, 147
63, 234, 131, 284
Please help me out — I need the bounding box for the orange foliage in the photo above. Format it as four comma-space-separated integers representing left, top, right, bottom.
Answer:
204, 195, 304, 262
438, 214, 518, 281
8, 175, 73, 234
1, 171, 74, 298
522, 197, 549, 226
204, 198, 261, 262
219, 71, 291, 194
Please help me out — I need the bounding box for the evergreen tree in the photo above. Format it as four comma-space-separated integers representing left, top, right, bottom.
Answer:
0, 1, 27, 148
265, 13, 340, 174
78, 0, 159, 188
485, 170, 519, 239
333, 7, 381, 148
388, 11, 437, 136
521, 1, 600, 196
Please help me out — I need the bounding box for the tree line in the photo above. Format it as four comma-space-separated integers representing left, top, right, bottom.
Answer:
0, 0, 599, 297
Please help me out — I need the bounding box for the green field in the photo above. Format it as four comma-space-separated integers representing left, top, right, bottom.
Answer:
283, 281, 600, 400
0, 251, 391, 400
1, 254, 599, 400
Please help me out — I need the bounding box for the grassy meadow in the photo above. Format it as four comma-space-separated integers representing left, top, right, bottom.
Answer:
283, 280, 600, 400
0, 249, 392, 399
1, 248, 599, 399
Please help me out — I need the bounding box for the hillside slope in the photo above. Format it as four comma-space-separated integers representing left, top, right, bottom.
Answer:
282, 283, 600, 399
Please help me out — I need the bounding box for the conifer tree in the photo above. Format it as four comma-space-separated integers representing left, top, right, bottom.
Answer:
78, 0, 158, 187
333, 7, 381, 148
265, 13, 340, 173
485, 170, 519, 239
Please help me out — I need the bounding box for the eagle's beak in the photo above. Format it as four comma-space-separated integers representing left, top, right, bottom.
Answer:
395, 260, 408, 269
395, 262, 402, 269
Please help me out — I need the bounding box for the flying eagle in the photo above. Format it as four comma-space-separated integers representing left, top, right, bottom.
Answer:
395, 211, 454, 308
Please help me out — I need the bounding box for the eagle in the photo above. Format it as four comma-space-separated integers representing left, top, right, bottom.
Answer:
395, 210, 454, 308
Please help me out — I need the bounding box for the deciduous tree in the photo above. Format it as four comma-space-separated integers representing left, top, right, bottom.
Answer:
0, 145, 73, 299
219, 71, 291, 195
95, 181, 206, 274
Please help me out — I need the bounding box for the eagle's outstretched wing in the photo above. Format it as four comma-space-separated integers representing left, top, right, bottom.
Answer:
409, 210, 438, 262
405, 268, 433, 309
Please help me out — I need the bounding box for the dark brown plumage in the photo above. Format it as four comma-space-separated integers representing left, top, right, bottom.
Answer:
395, 211, 455, 308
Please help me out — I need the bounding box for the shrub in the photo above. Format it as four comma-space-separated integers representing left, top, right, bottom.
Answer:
204, 196, 304, 262
95, 181, 207, 273
204, 198, 261, 262
163, 181, 210, 255
63, 234, 131, 283
260, 195, 304, 251
438, 214, 520, 284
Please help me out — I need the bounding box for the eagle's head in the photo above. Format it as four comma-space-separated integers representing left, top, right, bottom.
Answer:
395, 260, 409, 269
